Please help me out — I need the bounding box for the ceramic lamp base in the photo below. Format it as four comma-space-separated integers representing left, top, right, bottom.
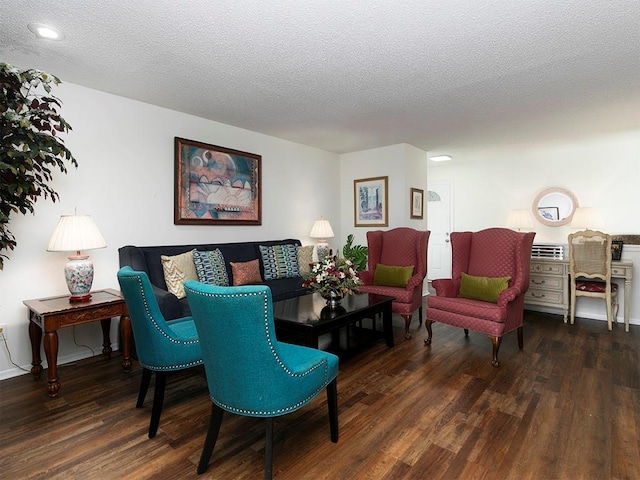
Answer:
64, 255, 94, 302
316, 242, 331, 262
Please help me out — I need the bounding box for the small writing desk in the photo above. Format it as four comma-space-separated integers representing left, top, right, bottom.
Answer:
24, 289, 131, 397
526, 258, 633, 331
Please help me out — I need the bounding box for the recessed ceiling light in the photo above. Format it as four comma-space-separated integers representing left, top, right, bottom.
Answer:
430, 155, 452, 162
28, 23, 63, 40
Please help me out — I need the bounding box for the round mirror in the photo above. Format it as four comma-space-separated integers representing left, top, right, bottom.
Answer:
532, 187, 579, 226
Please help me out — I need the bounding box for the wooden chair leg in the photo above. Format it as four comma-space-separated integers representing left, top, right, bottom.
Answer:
489, 335, 502, 367
265, 417, 274, 480
326, 379, 339, 442
424, 320, 433, 345
149, 371, 166, 438
137, 368, 152, 408
418, 306, 423, 326
198, 404, 224, 474
401, 314, 413, 339
464, 329, 469, 336
517, 326, 523, 349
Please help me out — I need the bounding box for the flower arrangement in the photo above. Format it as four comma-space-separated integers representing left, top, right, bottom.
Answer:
302, 255, 361, 298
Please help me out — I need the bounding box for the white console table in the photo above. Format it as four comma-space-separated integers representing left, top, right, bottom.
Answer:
526, 258, 633, 332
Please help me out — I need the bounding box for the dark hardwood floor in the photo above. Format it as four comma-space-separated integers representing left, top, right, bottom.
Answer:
1, 309, 639, 480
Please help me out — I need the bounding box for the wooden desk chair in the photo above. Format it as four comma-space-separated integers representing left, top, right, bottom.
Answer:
568, 230, 619, 330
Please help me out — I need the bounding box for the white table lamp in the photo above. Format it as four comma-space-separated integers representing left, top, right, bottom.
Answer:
309, 218, 334, 262
47, 215, 107, 302
506, 209, 533, 231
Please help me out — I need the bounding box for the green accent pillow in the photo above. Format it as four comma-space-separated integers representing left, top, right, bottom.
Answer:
458, 272, 511, 303
373, 263, 415, 288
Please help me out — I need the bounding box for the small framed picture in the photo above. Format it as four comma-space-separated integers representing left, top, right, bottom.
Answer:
354, 176, 388, 227
410, 188, 424, 219
612, 240, 623, 261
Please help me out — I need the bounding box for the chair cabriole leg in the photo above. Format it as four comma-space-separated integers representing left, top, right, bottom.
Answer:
489, 335, 502, 367
401, 314, 413, 339
424, 319, 433, 345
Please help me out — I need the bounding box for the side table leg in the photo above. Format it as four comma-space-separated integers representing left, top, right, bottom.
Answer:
43, 330, 60, 397
29, 320, 43, 379
121, 315, 132, 371
100, 318, 112, 358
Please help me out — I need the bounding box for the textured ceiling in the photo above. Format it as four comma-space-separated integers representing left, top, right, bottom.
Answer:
1, 0, 639, 155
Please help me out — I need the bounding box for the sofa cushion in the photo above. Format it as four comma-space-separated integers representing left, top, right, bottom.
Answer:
458, 272, 510, 303
373, 263, 414, 288
297, 245, 314, 275
231, 259, 262, 286
260, 244, 300, 280
161, 249, 198, 299
193, 249, 229, 286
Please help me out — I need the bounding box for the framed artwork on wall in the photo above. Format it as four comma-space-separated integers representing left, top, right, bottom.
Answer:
410, 188, 424, 219
612, 240, 623, 261
174, 137, 262, 225
354, 176, 388, 227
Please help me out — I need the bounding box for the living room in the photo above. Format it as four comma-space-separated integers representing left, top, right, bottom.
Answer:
1, 0, 639, 379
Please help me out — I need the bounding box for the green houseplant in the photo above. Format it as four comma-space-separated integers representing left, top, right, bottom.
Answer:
342, 234, 368, 272
0, 63, 77, 269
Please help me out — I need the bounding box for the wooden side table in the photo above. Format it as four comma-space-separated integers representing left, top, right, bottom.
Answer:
24, 288, 131, 397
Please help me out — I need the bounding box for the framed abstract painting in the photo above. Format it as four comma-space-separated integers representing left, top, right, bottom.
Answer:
354, 176, 388, 227
174, 137, 261, 225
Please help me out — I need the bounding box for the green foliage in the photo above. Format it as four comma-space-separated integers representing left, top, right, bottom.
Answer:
342, 234, 368, 272
0, 63, 77, 269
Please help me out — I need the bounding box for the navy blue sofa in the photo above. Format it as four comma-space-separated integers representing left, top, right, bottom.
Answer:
118, 238, 308, 321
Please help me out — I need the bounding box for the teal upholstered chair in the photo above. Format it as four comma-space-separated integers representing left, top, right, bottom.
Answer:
117, 266, 203, 438
184, 281, 339, 479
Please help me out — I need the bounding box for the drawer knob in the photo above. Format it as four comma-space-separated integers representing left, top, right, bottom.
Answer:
532, 279, 546, 285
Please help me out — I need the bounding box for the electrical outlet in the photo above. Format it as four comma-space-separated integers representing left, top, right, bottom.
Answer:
0, 324, 6, 341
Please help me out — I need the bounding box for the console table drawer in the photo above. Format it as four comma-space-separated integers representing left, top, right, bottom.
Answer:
530, 275, 563, 290
531, 263, 564, 275
612, 266, 632, 278
526, 289, 563, 305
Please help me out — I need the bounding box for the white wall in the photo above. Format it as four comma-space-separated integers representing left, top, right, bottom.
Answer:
426, 130, 640, 324
339, 143, 428, 250
0, 83, 340, 379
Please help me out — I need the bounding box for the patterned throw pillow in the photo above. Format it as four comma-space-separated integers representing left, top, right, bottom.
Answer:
231, 259, 262, 286
161, 249, 198, 299
297, 245, 314, 275
259, 244, 300, 280
192, 249, 229, 286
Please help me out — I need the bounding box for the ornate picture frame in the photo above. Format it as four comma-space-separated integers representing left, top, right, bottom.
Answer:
354, 176, 388, 227
410, 188, 424, 219
174, 137, 262, 225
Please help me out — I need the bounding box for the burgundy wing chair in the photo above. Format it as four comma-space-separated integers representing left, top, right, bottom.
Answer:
358, 228, 430, 339
425, 227, 535, 366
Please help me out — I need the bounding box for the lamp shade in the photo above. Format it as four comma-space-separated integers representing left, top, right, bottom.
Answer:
506, 209, 533, 231
47, 215, 107, 253
309, 218, 334, 240
570, 207, 603, 230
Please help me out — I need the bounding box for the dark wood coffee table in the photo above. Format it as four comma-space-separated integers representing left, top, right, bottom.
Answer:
272, 292, 394, 350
